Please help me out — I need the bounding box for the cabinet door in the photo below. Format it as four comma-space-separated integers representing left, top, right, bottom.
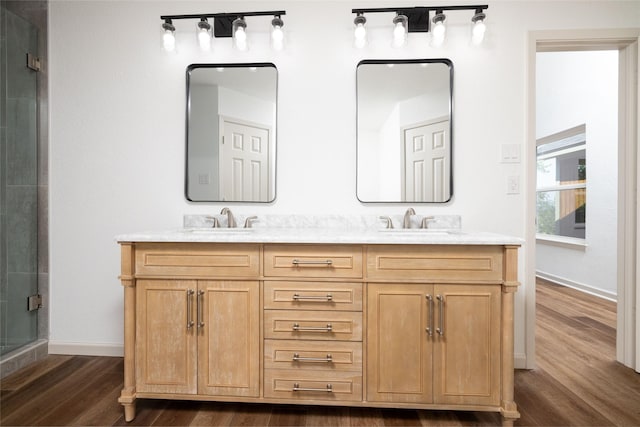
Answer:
136, 280, 197, 394
367, 283, 433, 403
433, 284, 501, 406
197, 281, 260, 397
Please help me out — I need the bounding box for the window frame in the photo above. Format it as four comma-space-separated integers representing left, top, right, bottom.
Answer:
536, 124, 587, 245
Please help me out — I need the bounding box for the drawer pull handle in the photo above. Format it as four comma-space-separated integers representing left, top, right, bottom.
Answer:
186, 289, 195, 329
293, 383, 333, 393
291, 259, 333, 266
197, 290, 205, 328
426, 294, 433, 337
436, 294, 444, 336
292, 323, 333, 332
292, 293, 333, 301
293, 353, 333, 363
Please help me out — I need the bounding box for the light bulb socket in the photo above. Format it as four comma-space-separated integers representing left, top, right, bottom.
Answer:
354, 14, 366, 26
162, 20, 175, 32
197, 18, 211, 31
432, 12, 446, 25
471, 12, 486, 23
393, 14, 408, 27
271, 16, 284, 28
232, 17, 247, 31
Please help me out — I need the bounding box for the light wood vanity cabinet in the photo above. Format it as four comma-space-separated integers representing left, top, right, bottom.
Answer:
118, 240, 520, 425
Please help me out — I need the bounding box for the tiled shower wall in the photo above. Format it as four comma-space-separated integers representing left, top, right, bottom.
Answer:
0, 0, 48, 378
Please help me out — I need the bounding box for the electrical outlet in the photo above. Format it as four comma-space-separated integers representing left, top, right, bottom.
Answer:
507, 175, 520, 194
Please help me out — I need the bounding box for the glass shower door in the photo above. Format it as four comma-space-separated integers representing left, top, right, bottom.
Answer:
0, 5, 39, 356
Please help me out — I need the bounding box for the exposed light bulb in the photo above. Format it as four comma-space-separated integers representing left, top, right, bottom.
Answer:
197, 19, 211, 51
163, 30, 176, 51
392, 14, 408, 48
232, 17, 248, 51
431, 13, 446, 47
353, 14, 367, 49
271, 17, 284, 51
271, 25, 284, 49
162, 21, 176, 52
471, 12, 487, 45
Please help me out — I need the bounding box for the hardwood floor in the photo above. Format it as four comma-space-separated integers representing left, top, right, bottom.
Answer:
1, 280, 639, 426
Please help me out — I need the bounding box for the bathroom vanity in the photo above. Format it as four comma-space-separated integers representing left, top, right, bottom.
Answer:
116, 225, 521, 425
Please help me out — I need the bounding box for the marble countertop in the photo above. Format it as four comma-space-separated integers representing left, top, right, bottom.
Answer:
115, 228, 523, 246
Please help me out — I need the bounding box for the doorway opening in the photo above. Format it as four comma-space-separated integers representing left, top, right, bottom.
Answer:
526, 30, 639, 372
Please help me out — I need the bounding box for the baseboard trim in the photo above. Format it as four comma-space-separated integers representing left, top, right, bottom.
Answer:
536, 271, 617, 302
48, 342, 124, 357
514, 353, 528, 369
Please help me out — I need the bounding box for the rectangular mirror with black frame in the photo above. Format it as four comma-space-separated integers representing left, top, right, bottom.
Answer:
356, 59, 453, 203
186, 63, 277, 202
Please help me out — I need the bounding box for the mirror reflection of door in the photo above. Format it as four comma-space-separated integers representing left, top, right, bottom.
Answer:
402, 118, 450, 202
356, 59, 453, 203
185, 63, 277, 202
219, 117, 271, 202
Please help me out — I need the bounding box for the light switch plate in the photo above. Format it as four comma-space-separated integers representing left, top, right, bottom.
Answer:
501, 144, 521, 163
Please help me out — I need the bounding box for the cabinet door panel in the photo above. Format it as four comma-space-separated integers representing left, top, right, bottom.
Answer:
433, 284, 501, 406
136, 280, 197, 394
198, 281, 260, 397
367, 284, 433, 403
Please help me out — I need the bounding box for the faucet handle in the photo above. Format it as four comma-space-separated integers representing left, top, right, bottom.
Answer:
421, 216, 435, 229
244, 216, 258, 228
205, 216, 221, 228
379, 216, 394, 229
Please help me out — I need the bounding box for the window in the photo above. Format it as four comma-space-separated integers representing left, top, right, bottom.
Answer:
536, 125, 586, 239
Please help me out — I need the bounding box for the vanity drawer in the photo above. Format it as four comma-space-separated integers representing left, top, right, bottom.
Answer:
264, 369, 362, 402
263, 245, 363, 279
264, 340, 362, 372
264, 310, 362, 341
134, 243, 259, 278
264, 281, 362, 311
367, 245, 503, 282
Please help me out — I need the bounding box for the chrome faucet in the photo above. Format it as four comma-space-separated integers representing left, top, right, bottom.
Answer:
220, 207, 237, 228
403, 208, 416, 229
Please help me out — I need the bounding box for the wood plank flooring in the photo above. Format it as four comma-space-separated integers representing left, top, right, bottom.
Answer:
1, 279, 639, 426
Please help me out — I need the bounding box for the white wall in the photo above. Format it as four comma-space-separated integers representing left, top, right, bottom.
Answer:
48, 1, 640, 363
536, 51, 619, 299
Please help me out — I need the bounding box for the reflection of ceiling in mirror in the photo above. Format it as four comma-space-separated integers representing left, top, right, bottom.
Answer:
358, 62, 450, 130
190, 66, 277, 102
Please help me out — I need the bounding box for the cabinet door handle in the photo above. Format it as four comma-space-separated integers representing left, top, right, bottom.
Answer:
291, 259, 333, 266
186, 289, 195, 329
426, 294, 433, 337
292, 323, 333, 332
197, 290, 205, 328
292, 383, 333, 393
292, 293, 333, 301
292, 353, 333, 363
436, 294, 444, 336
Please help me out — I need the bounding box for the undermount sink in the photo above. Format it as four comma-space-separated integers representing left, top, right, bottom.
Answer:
378, 229, 461, 236
184, 228, 255, 233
